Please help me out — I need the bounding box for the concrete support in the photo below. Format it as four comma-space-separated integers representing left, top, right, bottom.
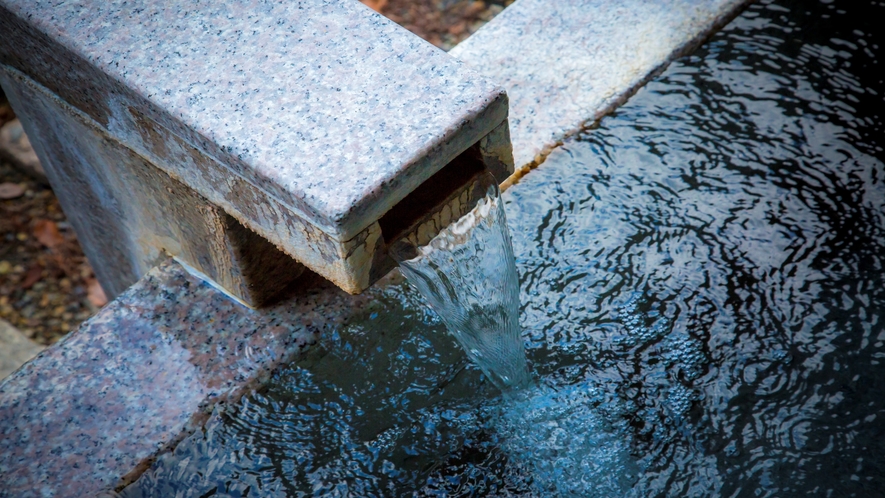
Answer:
1, 67, 304, 305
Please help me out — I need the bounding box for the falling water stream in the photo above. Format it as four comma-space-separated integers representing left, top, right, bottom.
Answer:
126, 0, 885, 495
389, 175, 532, 394
388, 176, 640, 495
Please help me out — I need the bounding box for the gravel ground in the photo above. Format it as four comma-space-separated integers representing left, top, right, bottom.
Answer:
363, 0, 512, 50
0, 1, 506, 346
0, 157, 105, 346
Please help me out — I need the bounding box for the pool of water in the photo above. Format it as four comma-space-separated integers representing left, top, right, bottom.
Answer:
124, 0, 885, 495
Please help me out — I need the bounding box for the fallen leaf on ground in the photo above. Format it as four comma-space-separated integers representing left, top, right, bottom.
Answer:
21, 264, 43, 290
0, 182, 25, 200
464, 1, 487, 17
87, 278, 108, 307
448, 21, 467, 36
362, 0, 387, 12
33, 219, 64, 249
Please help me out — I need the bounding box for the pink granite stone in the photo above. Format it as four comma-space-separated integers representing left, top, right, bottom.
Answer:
0, 260, 378, 496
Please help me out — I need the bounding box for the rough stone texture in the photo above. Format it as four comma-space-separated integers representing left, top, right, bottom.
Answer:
451, 0, 749, 173
0, 119, 46, 183
0, 260, 379, 497
0, 319, 43, 380
0, 66, 305, 305
0, 0, 514, 293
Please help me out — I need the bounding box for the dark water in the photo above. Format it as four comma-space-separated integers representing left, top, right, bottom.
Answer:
125, 0, 885, 495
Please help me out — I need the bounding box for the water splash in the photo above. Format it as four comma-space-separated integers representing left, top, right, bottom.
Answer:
390, 173, 532, 394
492, 381, 640, 497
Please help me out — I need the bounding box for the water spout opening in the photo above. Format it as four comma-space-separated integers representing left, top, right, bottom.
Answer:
378, 144, 486, 245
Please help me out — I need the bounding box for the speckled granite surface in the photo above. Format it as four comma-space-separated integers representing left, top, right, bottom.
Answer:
0, 0, 507, 240
0, 260, 376, 497
1, 65, 305, 304
451, 0, 749, 172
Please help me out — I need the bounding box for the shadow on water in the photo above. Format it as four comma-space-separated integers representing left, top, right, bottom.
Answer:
125, 0, 885, 495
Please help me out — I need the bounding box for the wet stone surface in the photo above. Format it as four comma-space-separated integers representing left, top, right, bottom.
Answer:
0, 260, 374, 496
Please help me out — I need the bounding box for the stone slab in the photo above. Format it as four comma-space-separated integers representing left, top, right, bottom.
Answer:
0, 260, 383, 497
0, 319, 43, 381
0, 0, 514, 294
0, 0, 509, 241
451, 0, 749, 174
3, 63, 509, 296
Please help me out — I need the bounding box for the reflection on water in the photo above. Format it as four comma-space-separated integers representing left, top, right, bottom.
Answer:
125, 0, 885, 495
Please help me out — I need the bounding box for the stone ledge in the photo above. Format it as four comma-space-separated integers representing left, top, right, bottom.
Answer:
0, 0, 508, 241
0, 260, 382, 496
452, 0, 750, 177
0, 0, 514, 295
